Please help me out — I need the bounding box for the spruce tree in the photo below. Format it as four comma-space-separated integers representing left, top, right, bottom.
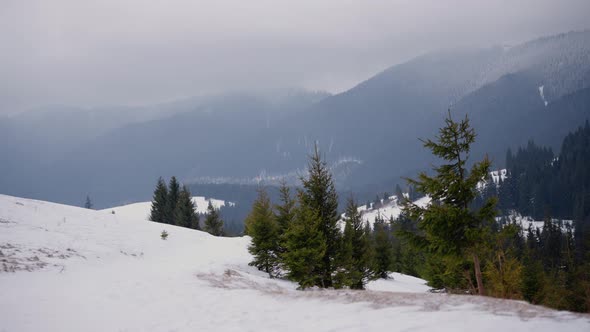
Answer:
402, 111, 496, 295
149, 177, 168, 224
373, 214, 393, 279
394, 212, 423, 277
204, 200, 224, 236
521, 249, 544, 304
246, 188, 279, 276
166, 176, 180, 224
334, 221, 354, 289
174, 186, 199, 229
282, 198, 327, 289
337, 197, 375, 289
275, 181, 296, 235
274, 181, 296, 254
299, 143, 340, 288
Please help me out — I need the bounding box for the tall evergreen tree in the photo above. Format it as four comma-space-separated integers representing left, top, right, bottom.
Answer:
166, 176, 180, 224
282, 198, 327, 289
246, 188, 279, 276
299, 143, 340, 288
174, 186, 199, 229
402, 111, 496, 295
149, 177, 168, 224
204, 200, 224, 236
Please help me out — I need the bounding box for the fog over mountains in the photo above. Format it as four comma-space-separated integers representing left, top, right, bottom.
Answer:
2, 30, 590, 208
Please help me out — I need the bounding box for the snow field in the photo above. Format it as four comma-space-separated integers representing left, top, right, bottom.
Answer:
0, 194, 588, 331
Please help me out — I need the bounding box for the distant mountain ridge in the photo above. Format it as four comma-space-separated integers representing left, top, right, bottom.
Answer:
2, 30, 590, 208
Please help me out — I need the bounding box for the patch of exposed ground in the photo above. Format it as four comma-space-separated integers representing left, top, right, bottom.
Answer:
0, 243, 85, 273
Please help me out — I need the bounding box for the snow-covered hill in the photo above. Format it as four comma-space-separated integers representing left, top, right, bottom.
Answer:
1, 194, 588, 331
102, 196, 230, 220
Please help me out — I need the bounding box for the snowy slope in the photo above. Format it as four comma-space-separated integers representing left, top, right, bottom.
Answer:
500, 211, 573, 234
1, 194, 588, 331
361, 196, 430, 226
102, 196, 229, 220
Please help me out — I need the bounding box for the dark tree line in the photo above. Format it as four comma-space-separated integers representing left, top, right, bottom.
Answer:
149, 176, 224, 236
246, 113, 590, 312
487, 120, 590, 224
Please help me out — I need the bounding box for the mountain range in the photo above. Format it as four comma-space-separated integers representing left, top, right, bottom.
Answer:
1, 30, 589, 208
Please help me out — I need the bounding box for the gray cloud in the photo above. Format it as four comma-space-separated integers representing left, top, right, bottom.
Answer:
1, 0, 589, 113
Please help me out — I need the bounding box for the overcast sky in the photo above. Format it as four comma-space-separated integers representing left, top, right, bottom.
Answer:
1, 0, 589, 113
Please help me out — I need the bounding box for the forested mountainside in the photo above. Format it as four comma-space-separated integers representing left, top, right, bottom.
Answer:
2, 31, 590, 208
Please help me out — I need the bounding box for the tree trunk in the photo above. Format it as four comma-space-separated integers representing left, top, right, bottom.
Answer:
473, 253, 485, 296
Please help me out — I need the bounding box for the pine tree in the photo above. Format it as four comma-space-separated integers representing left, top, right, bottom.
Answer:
204, 200, 224, 236
84, 195, 93, 209
166, 176, 180, 224
402, 111, 496, 295
149, 177, 168, 224
174, 186, 199, 229
282, 199, 327, 289
299, 143, 340, 288
246, 188, 280, 276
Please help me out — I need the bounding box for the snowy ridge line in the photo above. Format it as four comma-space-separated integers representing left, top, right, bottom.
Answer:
499, 211, 573, 234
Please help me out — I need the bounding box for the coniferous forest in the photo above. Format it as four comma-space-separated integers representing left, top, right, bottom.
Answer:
245, 114, 590, 312
145, 111, 590, 312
